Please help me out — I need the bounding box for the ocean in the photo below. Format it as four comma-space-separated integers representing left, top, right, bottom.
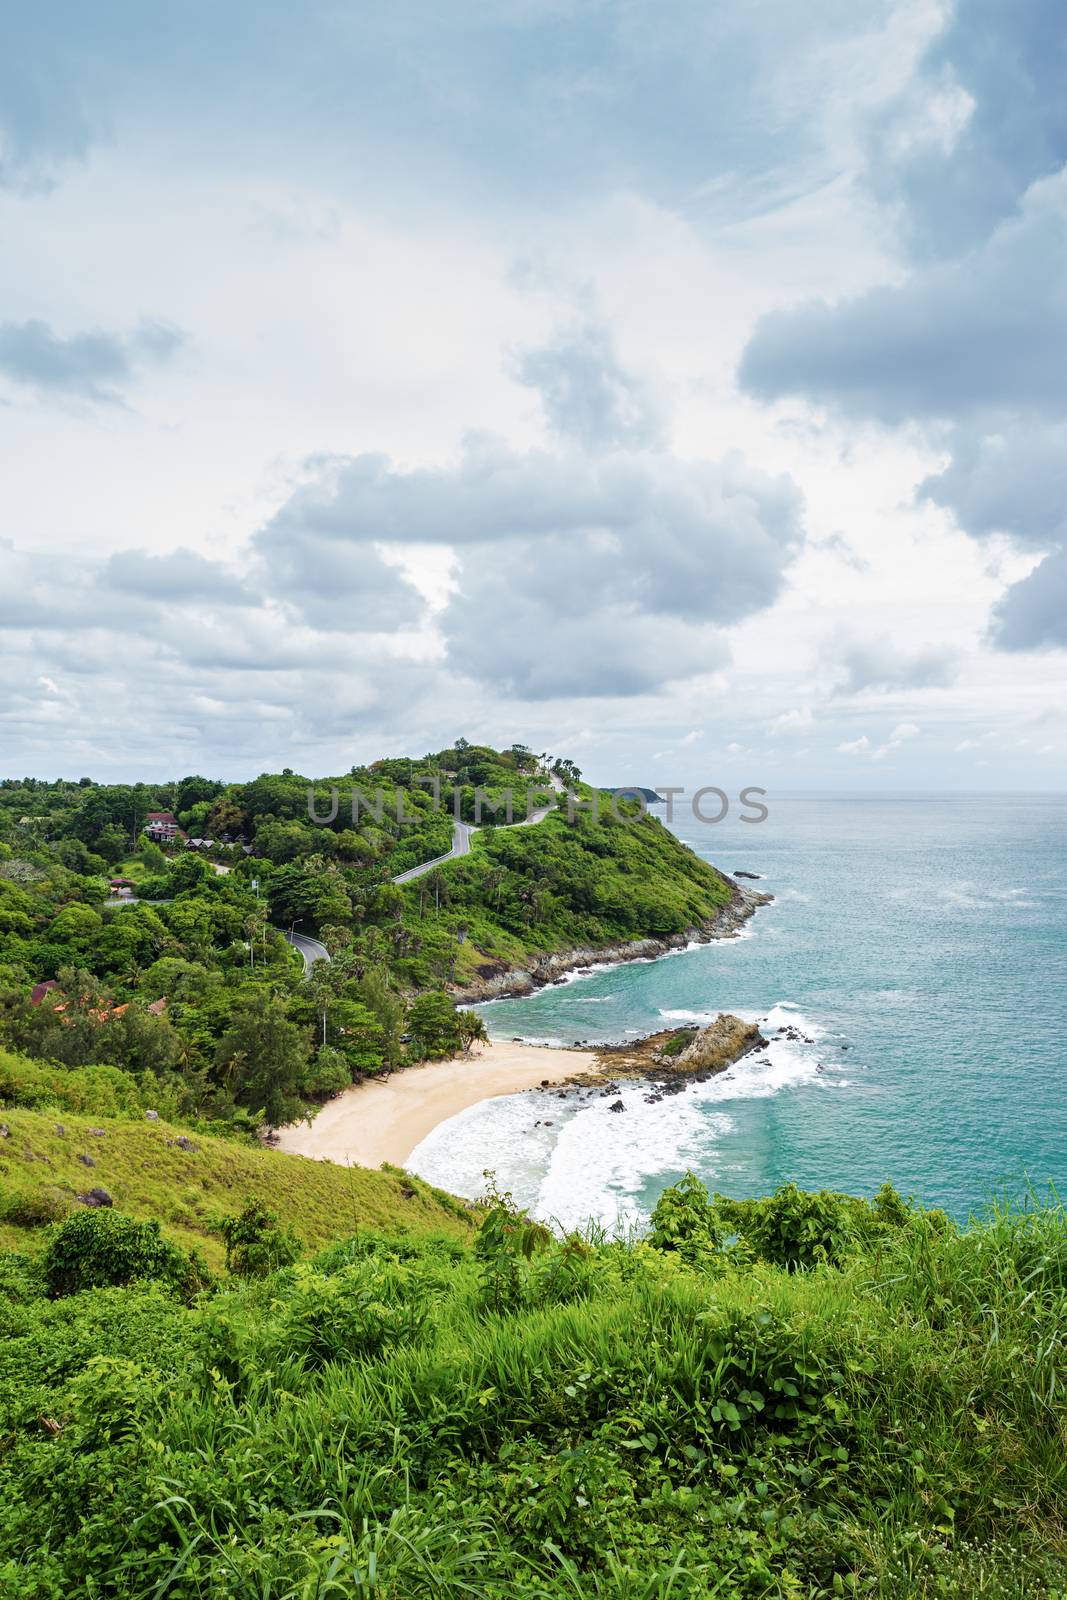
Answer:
408, 793, 1067, 1230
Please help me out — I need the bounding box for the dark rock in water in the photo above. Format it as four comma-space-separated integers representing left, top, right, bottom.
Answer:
540, 1079, 550, 1087
77, 1188, 112, 1208
543, 1120, 554, 1126
77, 1153, 95, 1167
733, 870, 762, 880
609, 1099, 626, 1113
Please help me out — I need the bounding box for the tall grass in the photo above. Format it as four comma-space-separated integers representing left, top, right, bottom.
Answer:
1, 1183, 1065, 1597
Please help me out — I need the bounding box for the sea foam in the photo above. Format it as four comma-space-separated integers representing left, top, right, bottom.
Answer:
407, 1000, 830, 1232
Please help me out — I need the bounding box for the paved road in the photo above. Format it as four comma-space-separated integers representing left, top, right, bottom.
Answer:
285, 930, 331, 972
392, 819, 475, 884
391, 772, 564, 886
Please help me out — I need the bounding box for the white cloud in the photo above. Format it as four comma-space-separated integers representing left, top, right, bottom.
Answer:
0, 1, 1064, 783
769, 706, 814, 733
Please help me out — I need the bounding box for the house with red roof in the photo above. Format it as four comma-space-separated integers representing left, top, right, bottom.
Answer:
144, 810, 185, 844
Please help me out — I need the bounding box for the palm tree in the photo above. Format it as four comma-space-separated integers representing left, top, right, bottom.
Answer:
457, 1009, 488, 1056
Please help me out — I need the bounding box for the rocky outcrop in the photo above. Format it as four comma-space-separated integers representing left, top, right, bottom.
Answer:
670, 1013, 764, 1074
593, 1012, 767, 1083
450, 879, 771, 1005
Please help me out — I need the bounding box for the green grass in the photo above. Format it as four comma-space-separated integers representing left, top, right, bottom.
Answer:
0, 1107, 473, 1268
0, 1180, 1065, 1596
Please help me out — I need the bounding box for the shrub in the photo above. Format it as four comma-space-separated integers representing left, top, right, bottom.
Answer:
261, 1260, 435, 1369
648, 1171, 722, 1261
0, 1188, 70, 1227
312, 1229, 467, 1274
217, 1202, 301, 1278
300, 1045, 352, 1100
718, 1181, 855, 1270
0, 1050, 148, 1118
475, 1174, 551, 1313
42, 1208, 191, 1298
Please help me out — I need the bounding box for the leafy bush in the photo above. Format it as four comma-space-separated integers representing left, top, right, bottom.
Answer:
717, 1181, 857, 1270
474, 1174, 551, 1313
261, 1260, 435, 1369
217, 1201, 301, 1278
300, 1044, 352, 1100
0, 1249, 45, 1309
312, 1228, 467, 1274
0, 1050, 150, 1118
0, 1187, 70, 1227
3, 1190, 1066, 1597
648, 1171, 722, 1261
42, 1208, 192, 1297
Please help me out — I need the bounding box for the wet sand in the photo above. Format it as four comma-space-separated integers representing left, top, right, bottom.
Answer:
274, 1038, 597, 1169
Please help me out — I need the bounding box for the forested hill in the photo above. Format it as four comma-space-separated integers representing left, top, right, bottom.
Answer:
0, 742, 735, 1133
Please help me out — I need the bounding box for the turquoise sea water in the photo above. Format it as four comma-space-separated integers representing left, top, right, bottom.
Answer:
409, 794, 1067, 1228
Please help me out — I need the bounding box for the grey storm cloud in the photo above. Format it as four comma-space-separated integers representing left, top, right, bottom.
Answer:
251, 525, 426, 632
739, 162, 1067, 654
104, 549, 253, 605
268, 438, 802, 619
920, 420, 1067, 549
0, 318, 183, 402
263, 433, 804, 695
0, 1, 904, 210
739, 173, 1067, 425
992, 547, 1067, 651
514, 324, 665, 453
867, 0, 1067, 260
440, 546, 726, 700
837, 639, 958, 696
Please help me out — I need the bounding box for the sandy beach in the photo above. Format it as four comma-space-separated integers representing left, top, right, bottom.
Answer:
274, 1038, 599, 1169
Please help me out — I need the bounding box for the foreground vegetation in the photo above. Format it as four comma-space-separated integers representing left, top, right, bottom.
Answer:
1, 1170, 1064, 1598
0, 742, 733, 1131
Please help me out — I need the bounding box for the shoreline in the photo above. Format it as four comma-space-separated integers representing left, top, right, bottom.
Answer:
277, 881, 773, 1175
448, 879, 770, 1005
274, 1038, 597, 1170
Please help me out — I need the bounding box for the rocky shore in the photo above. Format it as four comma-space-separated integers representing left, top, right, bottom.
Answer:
524, 1012, 771, 1121
450, 877, 771, 1005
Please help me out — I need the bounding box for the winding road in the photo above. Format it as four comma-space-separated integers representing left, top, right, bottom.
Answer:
390, 773, 564, 886
114, 775, 566, 977
285, 929, 331, 972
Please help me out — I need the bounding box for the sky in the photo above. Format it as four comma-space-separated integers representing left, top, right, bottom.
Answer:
2, 0, 1066, 788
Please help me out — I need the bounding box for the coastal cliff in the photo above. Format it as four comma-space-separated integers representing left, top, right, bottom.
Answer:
450, 878, 770, 1004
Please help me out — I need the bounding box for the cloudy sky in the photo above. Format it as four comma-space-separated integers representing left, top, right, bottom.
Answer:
2, 0, 1065, 786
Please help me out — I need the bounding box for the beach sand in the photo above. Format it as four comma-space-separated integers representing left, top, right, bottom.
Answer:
274, 1038, 598, 1169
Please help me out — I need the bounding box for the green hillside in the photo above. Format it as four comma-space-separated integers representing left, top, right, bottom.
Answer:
0, 1104, 472, 1269
410, 802, 735, 986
